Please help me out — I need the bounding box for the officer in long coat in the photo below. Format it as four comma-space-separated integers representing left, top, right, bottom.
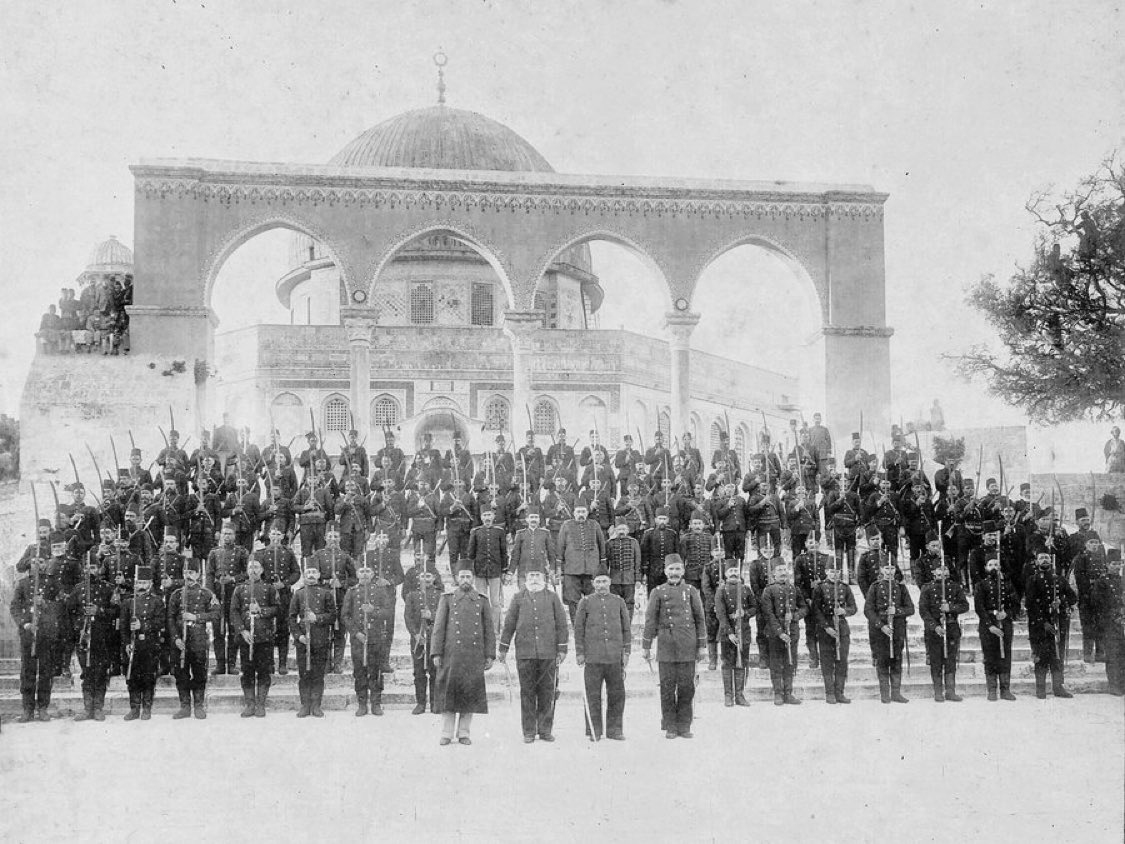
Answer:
499, 570, 569, 742
431, 568, 496, 745
642, 554, 706, 739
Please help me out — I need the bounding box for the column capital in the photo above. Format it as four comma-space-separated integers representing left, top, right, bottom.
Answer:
502, 309, 545, 341
342, 316, 374, 346
663, 310, 701, 349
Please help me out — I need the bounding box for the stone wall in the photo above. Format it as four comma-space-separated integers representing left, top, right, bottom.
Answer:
18, 354, 203, 485
1031, 473, 1125, 549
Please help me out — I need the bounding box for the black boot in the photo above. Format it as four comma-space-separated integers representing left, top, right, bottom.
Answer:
255, 685, 268, 717
277, 644, 289, 675
891, 668, 909, 703
783, 676, 801, 705
172, 690, 192, 720
808, 644, 819, 671
17, 695, 34, 723
296, 686, 311, 718
356, 692, 369, 717
824, 676, 837, 704
931, 670, 945, 702
141, 689, 153, 719
986, 672, 998, 702
878, 668, 891, 704
1000, 672, 1016, 701
74, 690, 94, 722
1051, 669, 1073, 698
240, 690, 256, 718
707, 642, 718, 671
834, 678, 851, 704
94, 688, 107, 721
312, 686, 325, 717
371, 693, 384, 717
123, 690, 141, 721
192, 687, 207, 719
722, 668, 734, 707
944, 672, 962, 702
734, 669, 750, 706
1035, 667, 1047, 699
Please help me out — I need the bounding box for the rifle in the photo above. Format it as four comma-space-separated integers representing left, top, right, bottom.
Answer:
81, 548, 93, 668
304, 587, 313, 673
126, 564, 139, 681
181, 571, 189, 669
362, 582, 370, 670
996, 564, 1005, 661
940, 553, 948, 662
1051, 475, 1069, 665
30, 483, 41, 659
249, 582, 256, 666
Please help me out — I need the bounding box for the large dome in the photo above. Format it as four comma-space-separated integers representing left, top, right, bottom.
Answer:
329, 106, 554, 172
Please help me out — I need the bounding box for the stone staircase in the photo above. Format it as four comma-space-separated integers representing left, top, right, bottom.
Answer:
1, 584, 1109, 717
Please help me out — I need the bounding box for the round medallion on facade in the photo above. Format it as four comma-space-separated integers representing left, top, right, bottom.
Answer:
674, 297, 690, 312
352, 289, 368, 304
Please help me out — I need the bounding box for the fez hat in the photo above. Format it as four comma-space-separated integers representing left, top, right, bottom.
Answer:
1075, 508, 1089, 519
99, 517, 115, 531
925, 530, 939, 543
982, 520, 999, 534
136, 565, 154, 581
1020, 482, 1031, 492
865, 524, 881, 539
986, 477, 997, 486
37, 518, 51, 528
1108, 549, 1121, 562
49, 530, 67, 546
130, 448, 142, 457
306, 432, 317, 440
270, 519, 287, 533
614, 516, 628, 527
851, 432, 860, 439
663, 553, 684, 568
163, 527, 177, 538
655, 507, 670, 517
185, 557, 202, 573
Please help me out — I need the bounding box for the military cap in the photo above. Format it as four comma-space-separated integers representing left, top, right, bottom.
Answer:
130, 448, 142, 457
348, 429, 358, 437
925, 530, 939, 543
37, 517, 51, 527
614, 516, 628, 527
982, 521, 999, 534
1020, 482, 1031, 492
865, 523, 881, 539
655, 507, 670, 516
163, 527, 177, 538
1108, 548, 1121, 562
269, 520, 287, 533
663, 553, 684, 568
135, 565, 154, 581
49, 530, 67, 546
1075, 507, 1089, 520
306, 432, 317, 440
986, 477, 997, 486
185, 557, 203, 573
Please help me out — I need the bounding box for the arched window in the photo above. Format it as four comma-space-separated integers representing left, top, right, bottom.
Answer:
484, 395, 510, 431
533, 399, 557, 436
709, 421, 723, 456
734, 426, 747, 465
658, 409, 671, 438
410, 282, 434, 324
323, 396, 350, 433
579, 395, 607, 438
471, 282, 494, 326
372, 395, 400, 427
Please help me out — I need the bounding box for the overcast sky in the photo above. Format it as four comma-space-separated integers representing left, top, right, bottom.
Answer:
1, 1, 1122, 468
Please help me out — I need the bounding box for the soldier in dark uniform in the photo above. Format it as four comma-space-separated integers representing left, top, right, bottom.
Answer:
206, 521, 249, 674
467, 508, 508, 634
223, 475, 261, 554
574, 573, 631, 740
678, 514, 711, 595
154, 527, 186, 676
794, 533, 830, 670
760, 559, 807, 706
230, 558, 278, 717
432, 568, 496, 745
121, 565, 164, 720
642, 555, 706, 739
296, 432, 329, 484
747, 474, 785, 558
403, 547, 446, 597
700, 543, 725, 671
865, 477, 902, 566
405, 569, 443, 714
509, 510, 556, 588
604, 517, 642, 621
842, 432, 869, 480
168, 558, 219, 719
289, 561, 337, 718
254, 522, 301, 675
953, 479, 984, 587
811, 563, 856, 704
901, 481, 936, 578
1067, 507, 1100, 559
440, 477, 476, 571
865, 558, 915, 704
998, 500, 1026, 613
406, 478, 441, 565
1091, 549, 1125, 695
373, 430, 405, 475
185, 475, 222, 563
919, 558, 970, 702
343, 561, 396, 717
640, 507, 677, 594
546, 428, 578, 489
614, 434, 642, 498
745, 550, 772, 669
312, 522, 357, 673
823, 468, 860, 581
499, 569, 569, 742
334, 478, 371, 559
1025, 551, 1076, 699
1073, 535, 1108, 663
913, 531, 943, 589
974, 555, 1018, 701
856, 528, 901, 597
714, 562, 756, 707
10, 546, 63, 721
339, 428, 369, 478
49, 526, 85, 678
517, 430, 545, 491
60, 482, 100, 557
365, 531, 405, 673
293, 458, 334, 560
967, 521, 1002, 587
69, 545, 117, 721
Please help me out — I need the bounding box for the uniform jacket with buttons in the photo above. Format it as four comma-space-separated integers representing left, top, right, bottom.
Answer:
918, 578, 969, 632
120, 591, 165, 641
558, 519, 606, 576
467, 524, 509, 579
640, 526, 679, 583
972, 571, 1018, 629
678, 531, 712, 582
288, 583, 337, 648
229, 580, 278, 643
715, 579, 757, 640
253, 544, 301, 591
404, 584, 443, 640
863, 580, 915, 633
642, 581, 706, 662
759, 583, 808, 639
312, 547, 357, 608
605, 535, 642, 586
206, 544, 249, 595
811, 580, 857, 635
341, 581, 396, 645
574, 592, 631, 663
168, 582, 220, 647
430, 586, 496, 661
509, 527, 557, 577
1025, 569, 1076, 638
499, 588, 568, 660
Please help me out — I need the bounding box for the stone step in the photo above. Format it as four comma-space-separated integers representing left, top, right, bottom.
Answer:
2, 674, 1110, 718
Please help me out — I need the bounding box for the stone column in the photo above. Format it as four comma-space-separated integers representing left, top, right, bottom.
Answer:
822, 324, 894, 447
502, 309, 545, 425
664, 311, 701, 441
345, 319, 373, 437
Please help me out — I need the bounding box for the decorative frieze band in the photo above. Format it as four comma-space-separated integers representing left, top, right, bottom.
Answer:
134, 177, 884, 222
822, 324, 895, 338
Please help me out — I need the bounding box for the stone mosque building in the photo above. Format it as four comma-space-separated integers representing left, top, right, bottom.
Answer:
212, 103, 800, 459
